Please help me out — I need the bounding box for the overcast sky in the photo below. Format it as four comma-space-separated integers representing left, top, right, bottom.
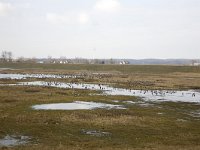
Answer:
0, 0, 200, 59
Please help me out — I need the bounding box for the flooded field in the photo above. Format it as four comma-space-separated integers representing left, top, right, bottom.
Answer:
0, 73, 79, 79
1, 73, 200, 103
1, 65, 200, 150
14, 81, 200, 103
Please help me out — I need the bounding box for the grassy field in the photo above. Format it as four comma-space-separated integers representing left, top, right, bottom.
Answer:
1, 62, 200, 74
0, 63, 200, 149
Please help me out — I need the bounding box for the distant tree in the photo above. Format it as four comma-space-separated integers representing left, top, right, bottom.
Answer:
0, 51, 13, 62
7, 51, 13, 62
109, 58, 115, 64
16, 57, 25, 63
47, 56, 52, 63
1, 51, 6, 62
93, 59, 99, 64
30, 57, 37, 63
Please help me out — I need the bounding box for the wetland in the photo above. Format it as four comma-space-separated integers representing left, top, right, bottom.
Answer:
0, 63, 200, 150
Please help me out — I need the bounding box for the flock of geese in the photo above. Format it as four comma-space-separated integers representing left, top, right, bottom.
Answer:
23, 80, 197, 98
1, 73, 197, 98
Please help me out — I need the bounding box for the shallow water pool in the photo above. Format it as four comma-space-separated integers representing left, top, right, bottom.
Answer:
32, 101, 125, 110
0, 135, 30, 147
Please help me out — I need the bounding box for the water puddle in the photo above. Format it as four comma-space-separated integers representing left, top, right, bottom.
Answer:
113, 100, 155, 107
0, 135, 30, 147
0, 73, 79, 80
81, 129, 111, 137
123, 101, 154, 107
157, 112, 164, 115
32, 101, 125, 110
176, 119, 187, 122
17, 81, 200, 103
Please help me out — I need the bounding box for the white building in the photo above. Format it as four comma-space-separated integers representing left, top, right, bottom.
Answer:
193, 63, 200, 66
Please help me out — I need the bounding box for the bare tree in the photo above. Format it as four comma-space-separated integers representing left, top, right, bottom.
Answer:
1, 51, 6, 62
1, 51, 13, 62
7, 51, 13, 62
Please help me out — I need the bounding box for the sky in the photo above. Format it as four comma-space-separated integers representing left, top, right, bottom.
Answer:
0, 0, 200, 59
